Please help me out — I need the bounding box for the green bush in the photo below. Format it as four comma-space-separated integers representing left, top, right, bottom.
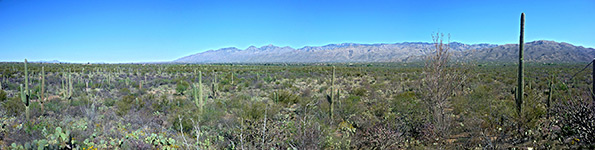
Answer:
104, 98, 116, 107
115, 94, 135, 116
0, 89, 6, 102
176, 80, 189, 95
352, 87, 367, 97
390, 91, 428, 138
2, 97, 24, 116
269, 90, 300, 105
44, 98, 64, 113
338, 95, 363, 120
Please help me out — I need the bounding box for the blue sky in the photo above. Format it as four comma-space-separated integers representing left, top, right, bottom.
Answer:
0, 0, 593, 63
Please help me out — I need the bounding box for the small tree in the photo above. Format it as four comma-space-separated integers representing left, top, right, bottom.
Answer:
421, 32, 467, 142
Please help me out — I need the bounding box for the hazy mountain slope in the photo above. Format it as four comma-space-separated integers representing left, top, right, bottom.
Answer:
175, 40, 593, 63
456, 40, 595, 62
175, 42, 497, 63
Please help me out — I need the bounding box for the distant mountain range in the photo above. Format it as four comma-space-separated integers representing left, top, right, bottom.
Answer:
175, 40, 593, 63
455, 40, 594, 62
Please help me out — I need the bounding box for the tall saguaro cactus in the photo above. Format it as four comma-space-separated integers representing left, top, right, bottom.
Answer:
516, 13, 525, 115
40, 66, 45, 114
22, 59, 30, 122
41, 66, 44, 101
547, 75, 553, 117
194, 71, 204, 111
24, 59, 29, 100
327, 66, 336, 120
68, 72, 73, 99
212, 72, 218, 98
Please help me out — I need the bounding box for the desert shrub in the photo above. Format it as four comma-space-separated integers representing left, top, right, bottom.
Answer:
150, 95, 170, 112
104, 98, 116, 107
420, 32, 468, 144
281, 81, 293, 89
243, 101, 267, 121
2, 97, 24, 117
119, 87, 131, 96
390, 91, 428, 138
71, 96, 90, 107
44, 98, 64, 114
269, 90, 299, 105
153, 78, 173, 86
170, 105, 199, 133
338, 96, 363, 119
351, 87, 367, 97
552, 99, 595, 147
175, 80, 189, 95
0, 89, 6, 102
115, 94, 135, 116
352, 122, 405, 149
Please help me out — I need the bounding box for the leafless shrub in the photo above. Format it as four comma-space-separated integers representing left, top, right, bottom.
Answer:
421, 32, 467, 142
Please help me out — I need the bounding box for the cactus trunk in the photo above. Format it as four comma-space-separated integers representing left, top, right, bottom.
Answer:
107, 73, 111, 85
517, 13, 525, 116
194, 71, 204, 111
24, 59, 28, 98
22, 59, 30, 122
69, 73, 73, 98
547, 76, 553, 118
41, 66, 45, 114
329, 66, 336, 120
41, 66, 44, 101
212, 72, 217, 98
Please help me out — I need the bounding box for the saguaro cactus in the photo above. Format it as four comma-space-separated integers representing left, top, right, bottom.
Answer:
40, 66, 45, 113
516, 13, 525, 115
41, 66, 44, 101
22, 59, 30, 122
107, 73, 111, 85
193, 71, 204, 111
212, 72, 218, 98
547, 76, 553, 117
272, 91, 279, 103
326, 66, 336, 120
68, 72, 73, 100
24, 59, 29, 100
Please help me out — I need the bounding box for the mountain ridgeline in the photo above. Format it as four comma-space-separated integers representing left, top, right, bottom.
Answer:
175, 40, 594, 63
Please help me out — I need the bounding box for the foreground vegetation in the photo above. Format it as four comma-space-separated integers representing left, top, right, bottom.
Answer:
0, 60, 593, 149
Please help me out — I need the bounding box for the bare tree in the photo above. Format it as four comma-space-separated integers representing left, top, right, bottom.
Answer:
421, 32, 467, 143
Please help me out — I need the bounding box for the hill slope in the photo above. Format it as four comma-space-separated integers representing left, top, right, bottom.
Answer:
175, 42, 496, 63
456, 40, 595, 62
175, 40, 593, 63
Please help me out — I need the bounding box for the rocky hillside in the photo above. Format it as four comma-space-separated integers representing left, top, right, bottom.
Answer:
175, 40, 593, 63
455, 40, 595, 63
175, 42, 497, 63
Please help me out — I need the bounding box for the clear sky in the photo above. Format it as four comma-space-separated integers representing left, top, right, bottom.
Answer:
0, 0, 593, 63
